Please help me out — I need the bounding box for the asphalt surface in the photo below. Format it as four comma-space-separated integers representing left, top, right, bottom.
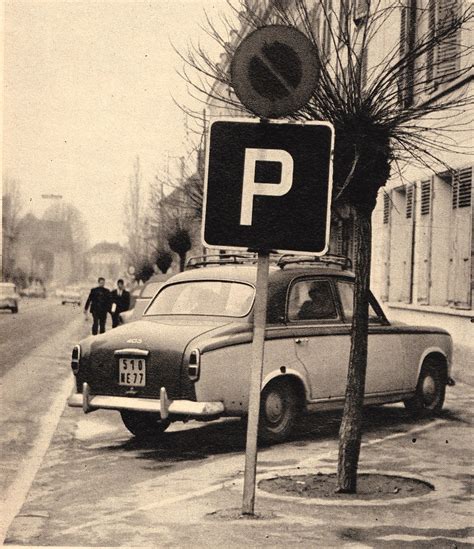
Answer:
0, 297, 83, 377
0, 298, 89, 536
4, 378, 473, 546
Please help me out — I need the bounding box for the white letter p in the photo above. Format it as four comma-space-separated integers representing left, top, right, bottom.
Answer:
240, 148, 294, 226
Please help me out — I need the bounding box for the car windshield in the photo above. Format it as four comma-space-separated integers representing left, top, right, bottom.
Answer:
145, 280, 255, 317
0, 284, 15, 295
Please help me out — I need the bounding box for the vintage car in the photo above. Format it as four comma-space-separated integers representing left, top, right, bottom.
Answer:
61, 286, 81, 306
68, 254, 454, 443
0, 282, 20, 313
120, 274, 171, 324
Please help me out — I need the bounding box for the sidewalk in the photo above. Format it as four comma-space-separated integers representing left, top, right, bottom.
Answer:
6, 380, 472, 548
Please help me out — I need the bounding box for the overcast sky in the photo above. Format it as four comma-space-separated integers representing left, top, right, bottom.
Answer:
3, 0, 231, 245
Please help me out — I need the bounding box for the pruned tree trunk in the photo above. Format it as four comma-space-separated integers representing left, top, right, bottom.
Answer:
179, 253, 186, 272
336, 204, 372, 493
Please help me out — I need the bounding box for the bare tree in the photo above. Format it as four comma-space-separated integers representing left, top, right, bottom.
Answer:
2, 177, 23, 280
179, 0, 473, 493
123, 156, 149, 270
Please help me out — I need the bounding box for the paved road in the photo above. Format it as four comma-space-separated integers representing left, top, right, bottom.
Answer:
4, 379, 473, 546
0, 299, 88, 538
0, 298, 83, 377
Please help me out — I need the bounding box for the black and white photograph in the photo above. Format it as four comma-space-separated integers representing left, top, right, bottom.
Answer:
1, 0, 473, 546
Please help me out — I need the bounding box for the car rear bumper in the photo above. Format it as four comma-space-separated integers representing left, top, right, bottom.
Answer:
68, 382, 224, 419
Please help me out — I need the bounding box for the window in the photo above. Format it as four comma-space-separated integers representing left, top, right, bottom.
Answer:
288, 279, 338, 321
338, 281, 383, 323
145, 281, 255, 317
426, 0, 461, 88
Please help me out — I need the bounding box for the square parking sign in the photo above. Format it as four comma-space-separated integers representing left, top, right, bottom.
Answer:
202, 118, 334, 255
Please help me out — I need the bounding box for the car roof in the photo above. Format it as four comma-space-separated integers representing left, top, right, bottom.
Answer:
163, 264, 355, 286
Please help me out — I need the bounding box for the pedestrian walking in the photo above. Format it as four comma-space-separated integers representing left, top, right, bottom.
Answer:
84, 277, 111, 335
110, 279, 130, 328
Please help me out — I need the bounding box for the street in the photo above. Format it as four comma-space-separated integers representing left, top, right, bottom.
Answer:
1, 302, 472, 546
0, 298, 96, 540
0, 297, 83, 377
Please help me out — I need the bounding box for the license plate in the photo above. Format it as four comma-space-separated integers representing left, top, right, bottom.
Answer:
118, 357, 146, 387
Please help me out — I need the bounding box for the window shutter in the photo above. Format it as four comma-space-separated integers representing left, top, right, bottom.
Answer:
383, 192, 390, 224
401, 184, 416, 303
457, 167, 472, 208
322, 0, 332, 59
436, 0, 460, 83
420, 179, 432, 215
399, 4, 407, 103
426, 0, 436, 85
406, 185, 414, 218
417, 179, 433, 304
381, 190, 392, 302
448, 167, 472, 309
452, 167, 472, 209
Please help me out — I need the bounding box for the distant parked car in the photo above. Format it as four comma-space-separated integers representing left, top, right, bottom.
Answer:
120, 274, 171, 324
20, 285, 46, 298
68, 254, 454, 443
61, 286, 81, 306
0, 282, 20, 313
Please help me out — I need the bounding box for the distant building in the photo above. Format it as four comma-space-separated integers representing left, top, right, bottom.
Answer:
85, 242, 127, 283
14, 214, 74, 286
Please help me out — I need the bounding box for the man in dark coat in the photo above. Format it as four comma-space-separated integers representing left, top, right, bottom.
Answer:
84, 277, 111, 335
110, 279, 130, 328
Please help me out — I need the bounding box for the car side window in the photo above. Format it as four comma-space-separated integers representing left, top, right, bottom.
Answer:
338, 280, 383, 323
288, 279, 338, 322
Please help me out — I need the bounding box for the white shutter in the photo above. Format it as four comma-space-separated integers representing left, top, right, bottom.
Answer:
417, 179, 433, 304
448, 167, 472, 308
381, 191, 391, 301
436, 0, 460, 83
401, 184, 416, 303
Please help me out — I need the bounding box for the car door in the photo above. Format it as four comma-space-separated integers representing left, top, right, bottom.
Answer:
337, 280, 407, 394
289, 277, 351, 401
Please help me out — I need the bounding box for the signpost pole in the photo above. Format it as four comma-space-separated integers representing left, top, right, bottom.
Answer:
242, 250, 270, 515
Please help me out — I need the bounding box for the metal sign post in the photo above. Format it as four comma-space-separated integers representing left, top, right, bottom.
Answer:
203, 25, 332, 517
242, 250, 270, 515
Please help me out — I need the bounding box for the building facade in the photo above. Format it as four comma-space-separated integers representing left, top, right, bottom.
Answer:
85, 242, 127, 283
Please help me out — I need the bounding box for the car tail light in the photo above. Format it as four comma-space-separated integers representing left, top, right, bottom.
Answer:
71, 345, 81, 375
188, 349, 200, 381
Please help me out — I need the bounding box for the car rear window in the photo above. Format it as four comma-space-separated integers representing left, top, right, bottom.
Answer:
145, 281, 255, 317
141, 282, 163, 299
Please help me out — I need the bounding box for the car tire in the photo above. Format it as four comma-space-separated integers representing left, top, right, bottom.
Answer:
259, 379, 299, 444
120, 411, 170, 439
11, 305, 18, 314
404, 360, 446, 418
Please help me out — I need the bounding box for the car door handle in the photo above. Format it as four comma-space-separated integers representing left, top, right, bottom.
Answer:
295, 338, 308, 344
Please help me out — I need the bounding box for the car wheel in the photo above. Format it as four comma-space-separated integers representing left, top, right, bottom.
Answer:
120, 411, 170, 439
259, 379, 299, 444
404, 361, 446, 418
11, 305, 18, 314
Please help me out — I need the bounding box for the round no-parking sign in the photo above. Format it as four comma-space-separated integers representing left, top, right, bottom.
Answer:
230, 25, 319, 119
